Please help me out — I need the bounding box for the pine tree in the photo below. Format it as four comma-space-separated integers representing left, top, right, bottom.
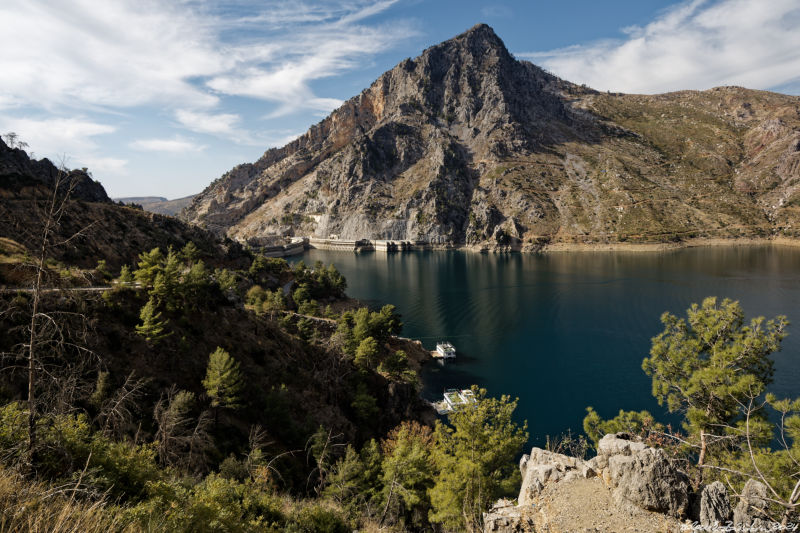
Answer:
324, 441, 383, 519
135, 296, 170, 343
117, 264, 134, 284
379, 421, 435, 528
202, 347, 243, 409
133, 247, 164, 286
180, 241, 201, 264
182, 260, 210, 310
583, 407, 663, 448
354, 337, 379, 370
151, 248, 182, 310
428, 386, 528, 532
642, 297, 787, 484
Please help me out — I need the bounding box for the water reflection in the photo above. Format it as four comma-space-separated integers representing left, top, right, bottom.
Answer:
299, 246, 800, 446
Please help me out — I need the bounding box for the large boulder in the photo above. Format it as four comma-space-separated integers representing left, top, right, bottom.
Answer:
607, 448, 690, 518
699, 481, 732, 526
518, 447, 595, 506
591, 433, 690, 519
733, 479, 770, 529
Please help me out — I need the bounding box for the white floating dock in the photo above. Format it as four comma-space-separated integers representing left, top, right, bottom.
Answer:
433, 388, 476, 414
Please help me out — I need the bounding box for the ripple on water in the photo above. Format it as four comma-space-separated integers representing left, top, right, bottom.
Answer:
298, 247, 800, 446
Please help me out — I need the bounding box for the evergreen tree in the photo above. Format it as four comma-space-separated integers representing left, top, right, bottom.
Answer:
245, 285, 266, 308
180, 241, 201, 264
378, 349, 412, 381
293, 284, 312, 306
428, 386, 528, 532
262, 289, 286, 320
214, 268, 237, 294
135, 296, 170, 343
379, 421, 435, 528
583, 407, 664, 448
202, 347, 243, 410
182, 260, 210, 310
642, 297, 787, 483
117, 264, 134, 284
95, 259, 111, 280
350, 382, 379, 421
354, 337, 379, 370
325, 264, 347, 297
151, 248, 182, 311
298, 299, 319, 317
324, 440, 383, 519
379, 304, 403, 336
133, 247, 164, 286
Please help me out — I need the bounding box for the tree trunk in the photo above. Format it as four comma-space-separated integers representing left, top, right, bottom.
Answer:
781, 479, 800, 529
694, 431, 707, 488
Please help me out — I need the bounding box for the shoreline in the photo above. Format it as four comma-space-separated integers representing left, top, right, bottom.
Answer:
305, 236, 800, 254
538, 236, 800, 253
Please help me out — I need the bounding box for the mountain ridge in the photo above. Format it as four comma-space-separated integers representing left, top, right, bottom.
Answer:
183, 24, 800, 249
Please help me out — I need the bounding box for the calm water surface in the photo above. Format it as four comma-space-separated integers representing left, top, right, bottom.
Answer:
299, 246, 800, 446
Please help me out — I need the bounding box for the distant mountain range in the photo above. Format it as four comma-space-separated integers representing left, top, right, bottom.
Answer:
115, 195, 197, 217
182, 23, 800, 250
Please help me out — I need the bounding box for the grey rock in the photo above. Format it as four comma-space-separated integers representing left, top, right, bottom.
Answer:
699, 481, 732, 526
518, 447, 595, 506
483, 499, 534, 532
597, 433, 648, 457
606, 447, 689, 518
733, 479, 770, 529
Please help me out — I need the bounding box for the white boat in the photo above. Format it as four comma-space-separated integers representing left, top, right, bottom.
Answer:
434, 342, 456, 359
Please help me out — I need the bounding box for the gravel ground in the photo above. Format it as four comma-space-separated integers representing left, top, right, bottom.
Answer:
532, 477, 684, 533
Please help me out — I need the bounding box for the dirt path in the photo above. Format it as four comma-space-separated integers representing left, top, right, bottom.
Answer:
532, 477, 683, 533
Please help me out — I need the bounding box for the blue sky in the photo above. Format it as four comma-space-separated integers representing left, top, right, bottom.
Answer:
1, 0, 799, 199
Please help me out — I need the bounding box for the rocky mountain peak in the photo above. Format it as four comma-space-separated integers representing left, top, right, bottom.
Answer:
183, 25, 800, 250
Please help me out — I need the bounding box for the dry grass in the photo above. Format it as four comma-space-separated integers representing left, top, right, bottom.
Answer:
0, 466, 139, 533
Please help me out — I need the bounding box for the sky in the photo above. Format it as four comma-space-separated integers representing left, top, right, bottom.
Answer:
1, 0, 799, 199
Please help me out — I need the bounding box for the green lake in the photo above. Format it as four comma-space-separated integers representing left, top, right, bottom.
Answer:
299, 245, 800, 446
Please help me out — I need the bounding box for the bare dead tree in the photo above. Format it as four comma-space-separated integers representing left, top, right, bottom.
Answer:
94, 371, 149, 439
153, 386, 213, 471
305, 426, 346, 496
0, 163, 100, 467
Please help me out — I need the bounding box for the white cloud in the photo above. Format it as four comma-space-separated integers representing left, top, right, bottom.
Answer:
0, 1, 222, 110
0, 115, 127, 176
520, 0, 800, 94
0, 116, 115, 158
0, 0, 416, 118
174, 110, 241, 136
130, 137, 205, 153
82, 157, 128, 176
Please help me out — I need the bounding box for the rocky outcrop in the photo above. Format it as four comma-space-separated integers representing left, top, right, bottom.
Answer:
0, 138, 110, 203
483, 500, 533, 532
733, 479, 771, 530
519, 448, 595, 506
184, 24, 800, 249
698, 481, 732, 526
485, 433, 690, 532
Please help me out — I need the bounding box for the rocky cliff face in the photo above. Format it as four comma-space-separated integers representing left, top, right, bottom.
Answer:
184, 24, 800, 249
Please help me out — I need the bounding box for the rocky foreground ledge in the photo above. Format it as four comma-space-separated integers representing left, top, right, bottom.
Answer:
484, 433, 775, 533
